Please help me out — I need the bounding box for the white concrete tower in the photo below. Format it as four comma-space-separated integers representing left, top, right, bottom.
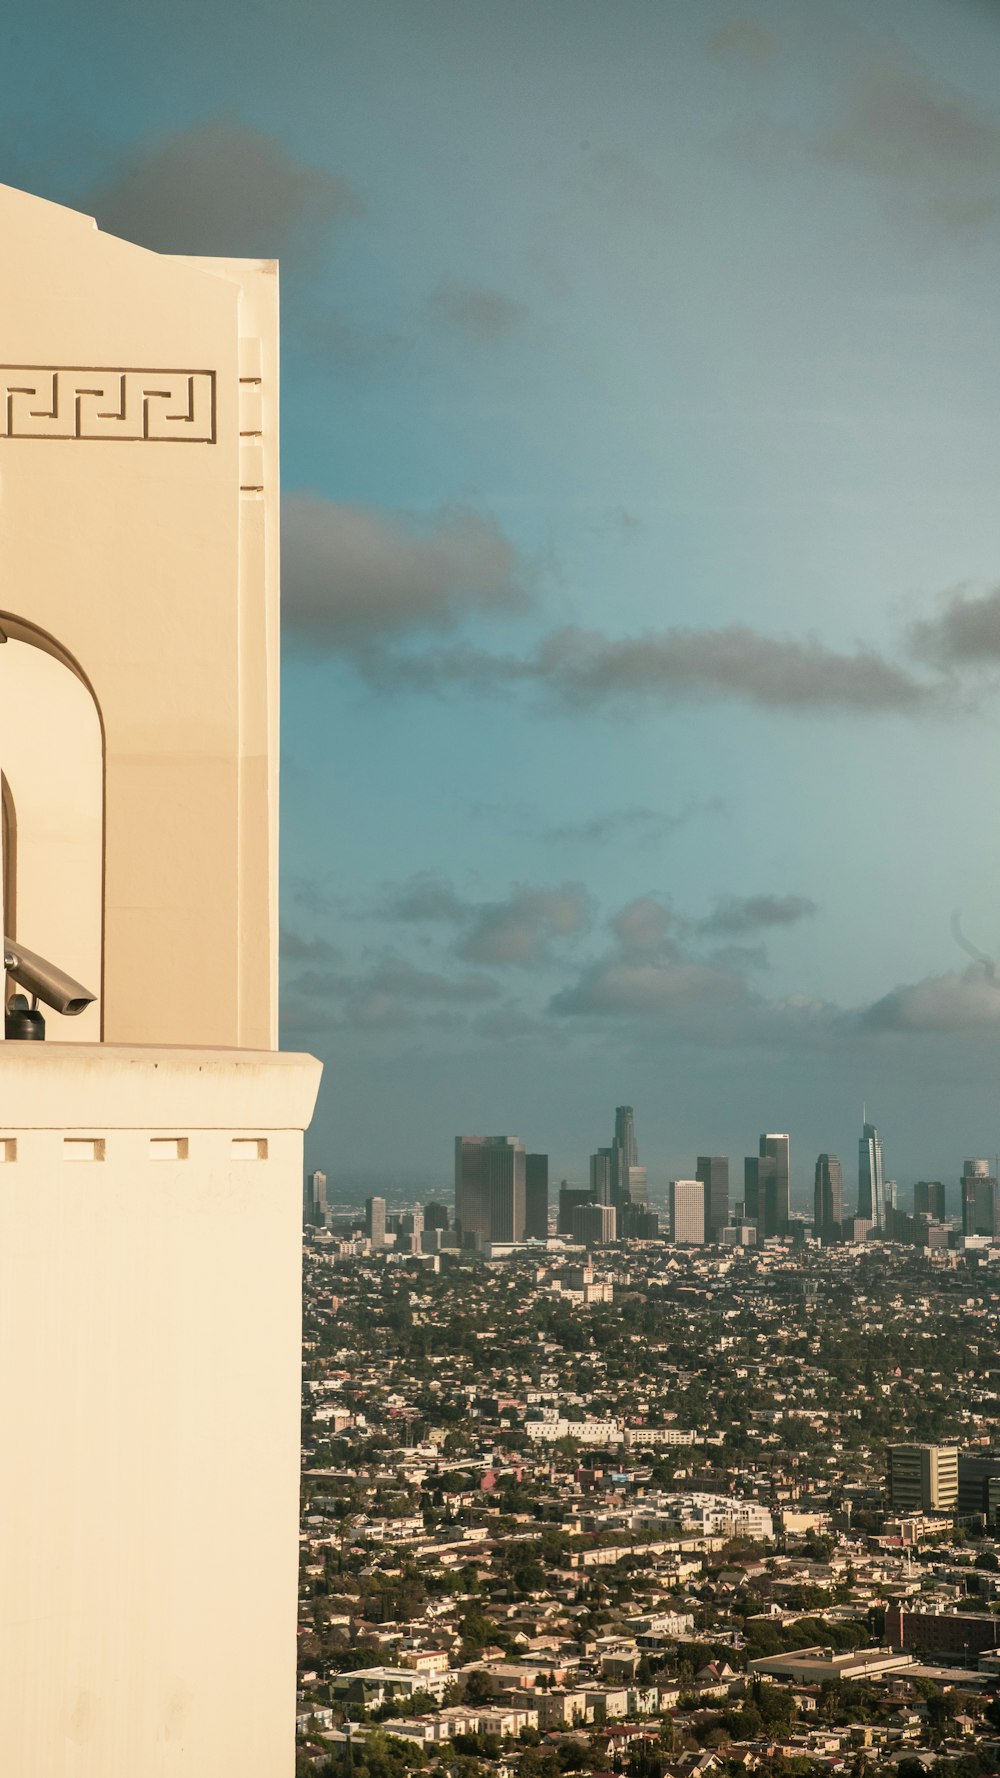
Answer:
0, 183, 321, 1777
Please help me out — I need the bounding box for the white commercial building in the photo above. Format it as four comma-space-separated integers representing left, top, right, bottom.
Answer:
669, 1178, 705, 1244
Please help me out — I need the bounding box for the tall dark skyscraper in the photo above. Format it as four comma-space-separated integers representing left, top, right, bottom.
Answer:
558, 1182, 591, 1235
962, 1159, 999, 1239
858, 1119, 885, 1229
525, 1153, 549, 1240
610, 1105, 646, 1210
696, 1156, 729, 1242
614, 1105, 638, 1168
760, 1134, 790, 1231
590, 1147, 614, 1204
607, 1104, 648, 1212
813, 1154, 843, 1243
959, 1450, 1000, 1521
914, 1181, 946, 1221
744, 1154, 768, 1226
746, 1134, 789, 1236
455, 1136, 526, 1246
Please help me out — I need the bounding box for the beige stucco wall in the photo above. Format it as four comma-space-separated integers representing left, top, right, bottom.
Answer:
0, 182, 280, 1049
0, 185, 323, 1778
0, 1043, 321, 1778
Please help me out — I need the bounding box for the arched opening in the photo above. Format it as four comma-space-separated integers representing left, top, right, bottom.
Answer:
0, 623, 104, 1043
1, 772, 15, 940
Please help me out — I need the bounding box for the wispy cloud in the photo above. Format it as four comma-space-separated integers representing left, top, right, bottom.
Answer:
698, 893, 818, 937
364, 622, 937, 716
611, 897, 677, 960
381, 875, 470, 924
551, 954, 750, 1020
862, 966, 1000, 1034
376, 875, 591, 970
542, 799, 726, 848
87, 120, 362, 262
281, 952, 500, 1036
551, 892, 747, 1022
815, 51, 1000, 229
460, 885, 590, 967
282, 495, 532, 650
550, 889, 832, 1036
908, 584, 1000, 666
429, 278, 528, 341
279, 926, 340, 964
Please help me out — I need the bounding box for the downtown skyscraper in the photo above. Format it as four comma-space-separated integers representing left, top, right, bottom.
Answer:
813, 1154, 843, 1243
859, 1118, 885, 1230
745, 1133, 790, 1237
612, 1104, 648, 1210
454, 1136, 526, 1247
696, 1156, 729, 1243
962, 1159, 999, 1239
525, 1153, 549, 1240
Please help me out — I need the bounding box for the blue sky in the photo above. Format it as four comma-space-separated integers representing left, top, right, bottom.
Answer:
9, 0, 1000, 1201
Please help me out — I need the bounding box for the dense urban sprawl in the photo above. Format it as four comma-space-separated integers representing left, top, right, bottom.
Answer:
296, 1206, 1000, 1778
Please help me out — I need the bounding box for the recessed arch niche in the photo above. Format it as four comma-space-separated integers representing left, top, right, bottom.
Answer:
0, 618, 103, 1042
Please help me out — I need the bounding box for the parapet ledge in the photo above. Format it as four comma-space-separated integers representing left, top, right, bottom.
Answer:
0, 1043, 322, 1131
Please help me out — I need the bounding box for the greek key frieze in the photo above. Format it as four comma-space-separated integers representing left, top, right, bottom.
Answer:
0, 368, 216, 442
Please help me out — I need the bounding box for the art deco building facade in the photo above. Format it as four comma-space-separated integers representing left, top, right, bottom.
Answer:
0, 183, 320, 1777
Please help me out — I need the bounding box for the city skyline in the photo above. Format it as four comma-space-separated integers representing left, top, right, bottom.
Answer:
316, 1101, 986, 1228
12, 2, 1000, 1182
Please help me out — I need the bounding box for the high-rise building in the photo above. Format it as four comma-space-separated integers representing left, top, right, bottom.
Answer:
305, 1168, 328, 1227
813, 1154, 843, 1243
454, 1136, 526, 1246
696, 1156, 729, 1242
424, 1201, 450, 1232
525, 1153, 549, 1240
610, 1105, 648, 1210
626, 1164, 649, 1209
484, 1139, 526, 1244
365, 1195, 387, 1248
859, 1119, 885, 1230
962, 1159, 999, 1239
884, 1179, 898, 1236
760, 1134, 790, 1233
914, 1216, 949, 1251
915, 1181, 946, 1222
572, 1201, 617, 1246
888, 1444, 959, 1514
618, 1202, 660, 1240
745, 1134, 789, 1237
669, 1178, 705, 1245
958, 1450, 1000, 1521
744, 1154, 766, 1226
590, 1147, 614, 1204
558, 1182, 591, 1236
614, 1105, 638, 1168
